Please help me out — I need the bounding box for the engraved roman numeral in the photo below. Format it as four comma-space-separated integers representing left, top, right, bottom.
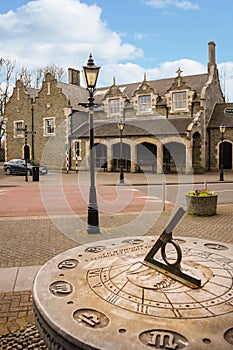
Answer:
88, 269, 101, 278
92, 282, 103, 288
106, 293, 119, 304
137, 303, 148, 314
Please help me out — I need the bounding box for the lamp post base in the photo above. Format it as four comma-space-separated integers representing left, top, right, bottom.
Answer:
119, 168, 124, 184
87, 207, 100, 233
219, 166, 224, 181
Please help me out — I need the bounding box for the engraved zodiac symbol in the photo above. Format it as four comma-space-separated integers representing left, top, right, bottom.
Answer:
73, 308, 109, 329
49, 281, 73, 296
78, 313, 100, 327
58, 259, 78, 269
149, 331, 178, 349
85, 246, 106, 253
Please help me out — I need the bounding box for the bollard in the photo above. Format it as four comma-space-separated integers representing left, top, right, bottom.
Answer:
162, 181, 166, 211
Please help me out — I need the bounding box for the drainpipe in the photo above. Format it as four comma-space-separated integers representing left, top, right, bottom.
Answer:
207, 128, 211, 171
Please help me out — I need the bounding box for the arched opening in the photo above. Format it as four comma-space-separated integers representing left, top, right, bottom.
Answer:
192, 132, 203, 173
95, 143, 107, 170
219, 141, 232, 170
112, 142, 131, 172
136, 142, 157, 173
163, 142, 186, 174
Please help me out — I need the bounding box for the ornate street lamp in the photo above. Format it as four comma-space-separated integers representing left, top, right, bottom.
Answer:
82, 54, 100, 233
219, 123, 226, 181
118, 120, 125, 183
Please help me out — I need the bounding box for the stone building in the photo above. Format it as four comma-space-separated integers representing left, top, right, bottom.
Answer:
208, 103, 233, 171
4, 41, 226, 174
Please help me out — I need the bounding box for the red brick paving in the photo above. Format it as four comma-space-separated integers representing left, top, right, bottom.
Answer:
0, 184, 173, 217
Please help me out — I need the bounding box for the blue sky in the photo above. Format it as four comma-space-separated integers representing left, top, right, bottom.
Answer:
0, 0, 233, 100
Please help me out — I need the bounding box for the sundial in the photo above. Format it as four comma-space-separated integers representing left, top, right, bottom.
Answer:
33, 211, 233, 349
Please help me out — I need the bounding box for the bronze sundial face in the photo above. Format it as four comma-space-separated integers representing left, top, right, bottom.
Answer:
33, 236, 233, 350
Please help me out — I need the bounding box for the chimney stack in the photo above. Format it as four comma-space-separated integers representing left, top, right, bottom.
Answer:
208, 41, 216, 72
68, 68, 80, 86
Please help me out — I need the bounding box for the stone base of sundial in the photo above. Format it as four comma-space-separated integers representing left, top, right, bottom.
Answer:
32, 236, 233, 350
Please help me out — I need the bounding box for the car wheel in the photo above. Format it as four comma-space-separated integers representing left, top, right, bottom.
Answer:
5, 168, 12, 175
27, 169, 32, 176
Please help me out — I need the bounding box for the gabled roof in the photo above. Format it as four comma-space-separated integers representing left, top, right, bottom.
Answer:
94, 73, 208, 104
70, 117, 191, 139
25, 72, 208, 110
57, 81, 88, 110
208, 103, 233, 128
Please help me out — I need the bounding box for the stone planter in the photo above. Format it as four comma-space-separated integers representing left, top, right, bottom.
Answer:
186, 194, 218, 216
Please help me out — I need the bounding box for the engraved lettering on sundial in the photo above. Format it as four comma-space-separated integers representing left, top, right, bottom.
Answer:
58, 259, 78, 269
149, 331, 178, 349
73, 309, 109, 329
49, 281, 73, 296
139, 329, 188, 348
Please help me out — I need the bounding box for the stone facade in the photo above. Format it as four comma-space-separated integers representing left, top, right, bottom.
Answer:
4, 42, 226, 174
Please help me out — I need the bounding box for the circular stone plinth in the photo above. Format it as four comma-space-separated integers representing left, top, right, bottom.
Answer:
33, 236, 233, 350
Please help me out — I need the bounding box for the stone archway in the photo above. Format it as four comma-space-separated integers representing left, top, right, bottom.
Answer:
136, 142, 157, 173
112, 142, 131, 172
163, 142, 186, 174
219, 141, 232, 170
95, 143, 107, 170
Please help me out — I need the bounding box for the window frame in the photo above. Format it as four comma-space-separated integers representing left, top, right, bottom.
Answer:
138, 94, 152, 113
108, 98, 121, 116
172, 91, 187, 111
44, 117, 55, 136
14, 120, 24, 138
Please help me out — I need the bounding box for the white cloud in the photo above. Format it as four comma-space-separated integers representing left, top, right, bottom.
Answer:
0, 0, 232, 102
144, 0, 200, 10
101, 59, 205, 86
0, 0, 142, 70
134, 32, 148, 40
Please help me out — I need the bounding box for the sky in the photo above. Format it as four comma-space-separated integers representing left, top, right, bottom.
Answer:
0, 0, 233, 100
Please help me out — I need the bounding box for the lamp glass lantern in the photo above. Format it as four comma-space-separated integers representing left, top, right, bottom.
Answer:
118, 121, 125, 132
83, 54, 100, 90
219, 124, 226, 134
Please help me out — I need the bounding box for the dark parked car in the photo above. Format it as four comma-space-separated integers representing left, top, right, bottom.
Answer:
3, 159, 48, 176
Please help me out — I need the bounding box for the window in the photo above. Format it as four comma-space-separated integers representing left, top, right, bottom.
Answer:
44, 118, 55, 135
109, 98, 120, 115
138, 95, 151, 113
14, 121, 24, 137
172, 91, 187, 110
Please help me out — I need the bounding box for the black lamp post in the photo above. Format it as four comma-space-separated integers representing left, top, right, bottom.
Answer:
82, 54, 100, 234
118, 120, 125, 184
219, 123, 226, 181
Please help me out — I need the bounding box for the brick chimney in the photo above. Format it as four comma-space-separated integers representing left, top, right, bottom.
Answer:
208, 41, 216, 73
68, 68, 80, 86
